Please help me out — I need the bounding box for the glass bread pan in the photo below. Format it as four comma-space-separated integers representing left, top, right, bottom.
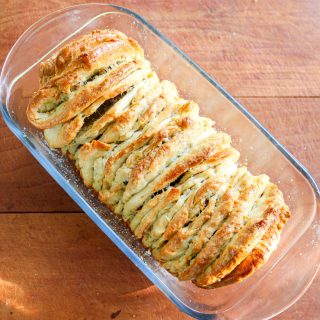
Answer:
1, 4, 319, 319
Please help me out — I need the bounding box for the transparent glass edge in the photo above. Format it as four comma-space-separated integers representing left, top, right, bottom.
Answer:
270, 265, 320, 320
0, 3, 319, 319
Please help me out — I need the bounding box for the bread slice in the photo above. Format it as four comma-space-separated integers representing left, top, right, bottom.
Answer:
209, 205, 290, 288
28, 59, 149, 129
195, 183, 285, 287
39, 30, 143, 86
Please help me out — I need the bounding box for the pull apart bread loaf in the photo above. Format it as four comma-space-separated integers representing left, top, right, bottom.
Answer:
27, 29, 291, 288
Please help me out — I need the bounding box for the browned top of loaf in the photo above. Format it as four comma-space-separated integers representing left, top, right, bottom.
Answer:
40, 29, 143, 86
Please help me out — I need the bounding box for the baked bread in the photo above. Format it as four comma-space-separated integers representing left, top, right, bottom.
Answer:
26, 29, 291, 288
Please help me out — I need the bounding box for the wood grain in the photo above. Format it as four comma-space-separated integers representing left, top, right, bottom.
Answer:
0, 213, 186, 320
0, 118, 80, 212
0, 0, 319, 319
1, 0, 320, 97
238, 97, 320, 183
0, 213, 318, 320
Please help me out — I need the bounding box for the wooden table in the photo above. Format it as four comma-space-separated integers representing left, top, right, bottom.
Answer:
1, 1, 319, 319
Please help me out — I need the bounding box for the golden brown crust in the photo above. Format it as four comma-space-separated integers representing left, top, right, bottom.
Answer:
160, 179, 222, 250
64, 73, 160, 155
31, 30, 145, 130
209, 205, 290, 288
160, 152, 240, 274
98, 95, 192, 209
27, 29, 291, 290
142, 154, 237, 253
43, 95, 108, 148
194, 183, 284, 287
178, 169, 267, 281
40, 29, 143, 86
100, 83, 163, 144
27, 60, 149, 129
120, 131, 221, 220
155, 178, 226, 262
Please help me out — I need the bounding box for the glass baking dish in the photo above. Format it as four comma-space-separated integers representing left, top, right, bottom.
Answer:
1, 4, 319, 319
